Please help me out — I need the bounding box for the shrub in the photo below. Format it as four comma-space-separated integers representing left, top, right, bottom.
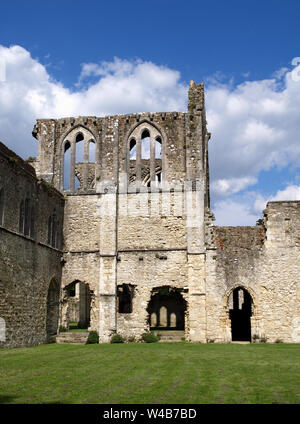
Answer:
275, 338, 283, 344
86, 331, 99, 344
59, 325, 67, 333
110, 333, 125, 344
141, 332, 160, 343
252, 334, 268, 343
127, 336, 136, 343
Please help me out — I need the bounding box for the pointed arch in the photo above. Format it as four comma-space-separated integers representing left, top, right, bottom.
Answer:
62, 280, 92, 329
59, 124, 99, 192
224, 285, 257, 342
46, 278, 60, 338
147, 287, 186, 330
125, 119, 166, 188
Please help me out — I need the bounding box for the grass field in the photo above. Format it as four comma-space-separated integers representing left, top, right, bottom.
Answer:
0, 343, 299, 404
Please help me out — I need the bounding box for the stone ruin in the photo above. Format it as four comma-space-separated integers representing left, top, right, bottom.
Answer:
0, 81, 299, 347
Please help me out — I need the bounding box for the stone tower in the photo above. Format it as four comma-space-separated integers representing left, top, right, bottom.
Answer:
32, 81, 211, 342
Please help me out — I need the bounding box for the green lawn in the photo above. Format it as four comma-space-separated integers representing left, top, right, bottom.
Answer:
0, 343, 299, 404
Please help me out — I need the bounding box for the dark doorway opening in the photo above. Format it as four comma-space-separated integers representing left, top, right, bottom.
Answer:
65, 281, 91, 330
46, 279, 60, 337
147, 287, 186, 330
117, 284, 134, 313
229, 287, 252, 341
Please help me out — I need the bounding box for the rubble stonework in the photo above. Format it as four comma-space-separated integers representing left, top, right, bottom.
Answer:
0, 81, 299, 347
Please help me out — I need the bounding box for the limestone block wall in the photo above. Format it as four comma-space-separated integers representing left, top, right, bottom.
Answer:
61, 193, 101, 331
205, 201, 300, 343
61, 252, 99, 331
118, 192, 186, 250
63, 195, 100, 251
261, 201, 300, 342
0, 142, 64, 348
32, 82, 210, 197
0, 232, 62, 348
33, 113, 192, 190
116, 250, 188, 338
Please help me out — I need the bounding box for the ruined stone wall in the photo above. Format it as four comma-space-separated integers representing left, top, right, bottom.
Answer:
117, 250, 188, 338
0, 142, 64, 348
63, 195, 100, 251
2, 79, 300, 347
118, 192, 186, 250
33, 113, 191, 190
205, 201, 300, 343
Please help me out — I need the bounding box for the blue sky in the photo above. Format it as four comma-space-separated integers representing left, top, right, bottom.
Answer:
2, 0, 299, 86
1, 0, 300, 225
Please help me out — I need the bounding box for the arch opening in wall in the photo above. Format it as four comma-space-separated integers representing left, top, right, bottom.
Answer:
147, 287, 186, 330
75, 133, 84, 162
141, 129, 150, 159
19, 198, 35, 238
89, 139, 95, 163
46, 279, 60, 338
47, 209, 61, 249
63, 141, 71, 190
127, 121, 163, 188
61, 126, 97, 192
75, 133, 84, 190
63, 281, 92, 330
129, 138, 136, 159
228, 287, 253, 342
155, 137, 162, 158
117, 284, 135, 313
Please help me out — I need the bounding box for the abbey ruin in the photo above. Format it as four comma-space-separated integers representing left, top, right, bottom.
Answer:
0, 81, 299, 347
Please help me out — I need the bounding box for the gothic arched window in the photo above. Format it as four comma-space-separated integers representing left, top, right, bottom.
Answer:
19, 198, 35, 238
128, 122, 163, 188
61, 126, 96, 192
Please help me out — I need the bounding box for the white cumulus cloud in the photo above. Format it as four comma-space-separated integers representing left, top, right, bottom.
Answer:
0, 46, 187, 158
1, 45, 300, 225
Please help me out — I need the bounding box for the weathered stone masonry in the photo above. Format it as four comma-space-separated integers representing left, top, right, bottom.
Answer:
0, 142, 64, 348
0, 81, 299, 347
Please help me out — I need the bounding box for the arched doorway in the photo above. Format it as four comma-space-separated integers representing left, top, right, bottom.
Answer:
147, 287, 186, 330
46, 279, 60, 337
64, 281, 91, 329
229, 287, 252, 341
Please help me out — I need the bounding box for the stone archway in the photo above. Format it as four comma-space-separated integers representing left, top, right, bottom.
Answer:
46, 279, 60, 338
228, 286, 253, 341
63, 281, 92, 330
147, 287, 186, 330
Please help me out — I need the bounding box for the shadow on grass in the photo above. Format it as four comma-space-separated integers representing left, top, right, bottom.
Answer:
41, 401, 68, 404
0, 395, 17, 404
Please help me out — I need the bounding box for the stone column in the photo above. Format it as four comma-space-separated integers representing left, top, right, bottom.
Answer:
98, 117, 118, 341
32, 119, 56, 184
150, 134, 155, 183
70, 140, 76, 192
83, 139, 89, 190
184, 81, 208, 343
136, 135, 141, 186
